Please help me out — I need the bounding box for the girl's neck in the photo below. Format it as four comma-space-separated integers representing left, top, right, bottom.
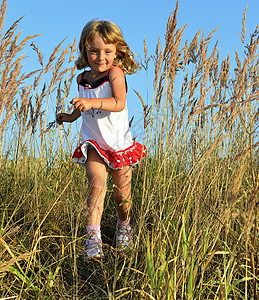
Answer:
87, 69, 108, 82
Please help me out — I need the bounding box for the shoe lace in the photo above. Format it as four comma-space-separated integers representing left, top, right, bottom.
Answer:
117, 224, 131, 241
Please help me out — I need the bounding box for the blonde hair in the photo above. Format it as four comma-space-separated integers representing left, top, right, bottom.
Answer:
75, 20, 140, 74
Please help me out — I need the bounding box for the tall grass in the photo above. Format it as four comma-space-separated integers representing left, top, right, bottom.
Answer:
0, 0, 258, 299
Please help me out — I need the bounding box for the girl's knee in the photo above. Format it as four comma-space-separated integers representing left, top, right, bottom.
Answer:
87, 175, 107, 207
88, 175, 107, 191
111, 166, 132, 187
85, 150, 108, 188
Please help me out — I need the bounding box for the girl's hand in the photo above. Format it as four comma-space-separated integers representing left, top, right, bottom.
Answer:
56, 113, 72, 125
71, 98, 93, 112
56, 109, 81, 124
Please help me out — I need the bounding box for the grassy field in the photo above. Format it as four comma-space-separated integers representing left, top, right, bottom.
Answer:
0, 1, 258, 299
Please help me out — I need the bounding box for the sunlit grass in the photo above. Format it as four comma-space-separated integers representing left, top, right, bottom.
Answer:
0, 0, 258, 299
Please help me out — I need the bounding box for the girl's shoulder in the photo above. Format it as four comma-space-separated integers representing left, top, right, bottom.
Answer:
107, 66, 127, 92
107, 66, 124, 75
107, 66, 125, 81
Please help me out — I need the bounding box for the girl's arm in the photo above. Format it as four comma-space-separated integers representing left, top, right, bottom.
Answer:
56, 109, 81, 125
56, 73, 83, 125
71, 67, 127, 112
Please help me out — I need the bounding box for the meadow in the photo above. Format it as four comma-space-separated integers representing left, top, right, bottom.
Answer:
0, 0, 258, 299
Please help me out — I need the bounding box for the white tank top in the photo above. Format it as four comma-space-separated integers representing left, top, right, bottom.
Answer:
78, 69, 133, 152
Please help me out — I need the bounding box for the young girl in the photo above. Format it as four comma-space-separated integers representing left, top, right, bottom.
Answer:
56, 20, 146, 260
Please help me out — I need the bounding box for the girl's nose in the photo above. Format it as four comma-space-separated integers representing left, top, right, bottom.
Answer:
99, 52, 105, 61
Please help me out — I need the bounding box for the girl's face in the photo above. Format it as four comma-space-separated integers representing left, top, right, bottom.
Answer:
86, 35, 117, 76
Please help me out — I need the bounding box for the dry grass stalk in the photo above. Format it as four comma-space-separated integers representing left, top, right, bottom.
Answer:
69, 38, 77, 64
0, 9, 41, 137
44, 37, 67, 73
133, 88, 152, 129
0, 252, 33, 275
0, 6, 78, 141
146, 1, 258, 286
239, 5, 247, 44
30, 41, 44, 66
152, 35, 164, 91
142, 36, 150, 71
0, 0, 7, 36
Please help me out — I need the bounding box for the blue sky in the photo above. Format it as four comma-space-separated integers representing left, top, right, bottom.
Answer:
4, 0, 259, 138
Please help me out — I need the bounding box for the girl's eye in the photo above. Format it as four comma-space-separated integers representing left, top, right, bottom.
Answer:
90, 49, 98, 54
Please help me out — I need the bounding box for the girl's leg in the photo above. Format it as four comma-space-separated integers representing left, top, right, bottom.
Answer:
84, 149, 108, 259
85, 149, 108, 225
110, 165, 132, 221
111, 166, 132, 251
